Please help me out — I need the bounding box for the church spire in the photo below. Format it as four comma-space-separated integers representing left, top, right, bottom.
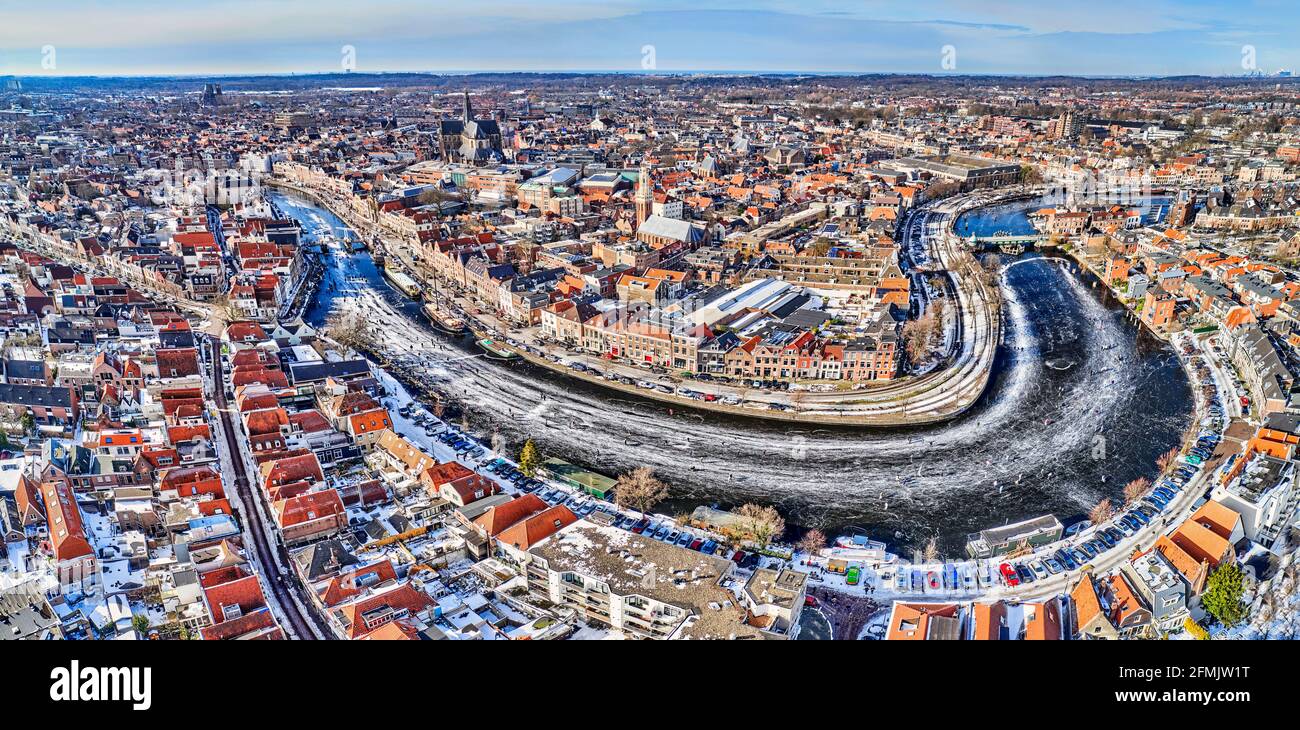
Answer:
462, 90, 472, 123
635, 161, 653, 229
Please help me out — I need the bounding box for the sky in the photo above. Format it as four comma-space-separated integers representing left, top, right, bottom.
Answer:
0, 0, 1297, 78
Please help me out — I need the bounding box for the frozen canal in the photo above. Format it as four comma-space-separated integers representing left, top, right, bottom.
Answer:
277, 191, 1193, 556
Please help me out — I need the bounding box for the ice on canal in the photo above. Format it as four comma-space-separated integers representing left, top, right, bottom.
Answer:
279, 191, 1193, 555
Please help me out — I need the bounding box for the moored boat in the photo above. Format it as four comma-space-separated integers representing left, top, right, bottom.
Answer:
381, 263, 422, 299
422, 302, 467, 335
476, 337, 519, 361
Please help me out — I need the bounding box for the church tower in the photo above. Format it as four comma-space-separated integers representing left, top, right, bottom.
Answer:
635, 162, 653, 229
462, 91, 472, 123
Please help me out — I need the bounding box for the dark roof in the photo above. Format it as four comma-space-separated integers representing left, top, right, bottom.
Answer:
290, 538, 361, 581
769, 293, 812, 319
3, 359, 46, 381
0, 383, 75, 409
780, 306, 830, 330
1263, 411, 1300, 436
287, 359, 371, 385
0, 593, 60, 640
158, 329, 196, 349
465, 119, 501, 138
47, 325, 95, 345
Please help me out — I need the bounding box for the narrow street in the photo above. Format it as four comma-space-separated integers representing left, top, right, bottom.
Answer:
204, 334, 333, 640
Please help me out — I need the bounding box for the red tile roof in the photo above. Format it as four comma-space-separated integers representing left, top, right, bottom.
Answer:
472, 494, 548, 536
202, 574, 266, 622
320, 560, 398, 607
495, 505, 578, 551
273, 489, 345, 528
41, 480, 93, 562
337, 582, 433, 639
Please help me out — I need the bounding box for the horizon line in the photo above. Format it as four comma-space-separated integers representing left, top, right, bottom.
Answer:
4, 69, 1294, 83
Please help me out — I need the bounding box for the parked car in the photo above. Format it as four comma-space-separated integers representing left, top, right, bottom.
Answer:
961, 565, 976, 590
1015, 564, 1035, 584
1055, 550, 1078, 571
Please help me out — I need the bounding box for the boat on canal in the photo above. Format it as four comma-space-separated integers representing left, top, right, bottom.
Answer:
422, 301, 467, 335
476, 337, 520, 361
382, 262, 423, 299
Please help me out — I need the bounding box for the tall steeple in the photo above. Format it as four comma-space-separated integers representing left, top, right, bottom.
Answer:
635, 161, 653, 229
462, 90, 472, 123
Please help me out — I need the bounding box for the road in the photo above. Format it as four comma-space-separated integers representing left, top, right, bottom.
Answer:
204, 333, 333, 640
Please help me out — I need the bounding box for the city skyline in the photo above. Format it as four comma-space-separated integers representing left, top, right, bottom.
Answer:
1, 0, 1297, 77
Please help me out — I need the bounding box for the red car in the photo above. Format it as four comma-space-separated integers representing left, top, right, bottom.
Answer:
804, 595, 819, 608
999, 563, 1020, 587
731, 550, 746, 564
689, 539, 704, 551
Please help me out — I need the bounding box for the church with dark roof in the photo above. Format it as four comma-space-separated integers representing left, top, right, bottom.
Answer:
437, 92, 504, 164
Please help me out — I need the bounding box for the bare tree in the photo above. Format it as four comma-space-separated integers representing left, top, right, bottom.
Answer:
417, 188, 448, 208
979, 255, 1002, 284
211, 293, 241, 325
614, 467, 669, 515
1123, 477, 1151, 504
788, 389, 806, 412
1156, 446, 1179, 473
902, 308, 941, 365
736, 503, 786, 550
1089, 498, 1115, 524
928, 297, 947, 325
324, 309, 378, 355
797, 528, 826, 562
921, 535, 940, 563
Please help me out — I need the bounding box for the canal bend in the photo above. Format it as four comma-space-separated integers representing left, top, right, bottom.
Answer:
277, 191, 1193, 555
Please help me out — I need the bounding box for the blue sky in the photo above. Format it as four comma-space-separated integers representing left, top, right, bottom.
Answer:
1, 0, 1295, 77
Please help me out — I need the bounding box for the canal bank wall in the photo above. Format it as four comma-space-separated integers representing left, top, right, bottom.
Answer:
271, 179, 1003, 429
